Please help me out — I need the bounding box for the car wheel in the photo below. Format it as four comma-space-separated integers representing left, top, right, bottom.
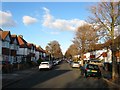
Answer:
83, 73, 87, 78
98, 75, 102, 79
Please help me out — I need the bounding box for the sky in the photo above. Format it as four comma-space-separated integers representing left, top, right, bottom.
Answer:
0, 2, 97, 54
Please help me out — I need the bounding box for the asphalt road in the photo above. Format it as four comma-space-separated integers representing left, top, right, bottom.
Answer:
3, 61, 110, 89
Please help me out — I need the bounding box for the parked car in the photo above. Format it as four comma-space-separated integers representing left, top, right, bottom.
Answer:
82, 64, 102, 78
89, 59, 103, 67
53, 60, 59, 65
39, 61, 53, 70
71, 62, 80, 68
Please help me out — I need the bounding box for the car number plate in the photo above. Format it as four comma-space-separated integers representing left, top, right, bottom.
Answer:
92, 70, 97, 72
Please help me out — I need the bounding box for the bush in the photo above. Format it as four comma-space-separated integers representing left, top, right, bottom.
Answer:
37, 58, 43, 64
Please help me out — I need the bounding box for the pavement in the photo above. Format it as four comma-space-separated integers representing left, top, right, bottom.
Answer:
100, 67, 120, 89
2, 66, 38, 88
1, 66, 120, 89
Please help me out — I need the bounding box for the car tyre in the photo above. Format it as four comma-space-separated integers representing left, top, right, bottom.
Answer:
83, 73, 87, 78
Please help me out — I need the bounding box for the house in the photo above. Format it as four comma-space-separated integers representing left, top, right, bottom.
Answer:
10, 35, 19, 64
0, 30, 14, 73
0, 29, 2, 71
10, 35, 19, 70
35, 46, 46, 61
39, 46, 46, 59
27, 43, 36, 63
35, 46, 40, 61
1, 31, 11, 63
17, 35, 28, 64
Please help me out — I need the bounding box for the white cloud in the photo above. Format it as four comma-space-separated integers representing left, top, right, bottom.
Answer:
0, 11, 16, 27
23, 16, 38, 25
42, 7, 88, 31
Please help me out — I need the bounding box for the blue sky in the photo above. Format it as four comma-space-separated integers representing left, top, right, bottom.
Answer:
1, 2, 96, 54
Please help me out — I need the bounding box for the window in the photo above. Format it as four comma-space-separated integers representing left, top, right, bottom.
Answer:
2, 41, 9, 48
87, 64, 99, 70
10, 44, 14, 49
3, 55, 9, 61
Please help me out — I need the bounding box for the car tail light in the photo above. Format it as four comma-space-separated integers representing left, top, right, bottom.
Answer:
86, 68, 90, 72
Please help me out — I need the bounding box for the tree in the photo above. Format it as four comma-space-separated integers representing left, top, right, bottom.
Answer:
45, 40, 63, 59
89, 1, 120, 82
73, 24, 98, 66
65, 44, 79, 59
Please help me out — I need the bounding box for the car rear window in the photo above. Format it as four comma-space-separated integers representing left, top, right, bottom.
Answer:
41, 62, 49, 64
74, 62, 79, 64
87, 64, 99, 70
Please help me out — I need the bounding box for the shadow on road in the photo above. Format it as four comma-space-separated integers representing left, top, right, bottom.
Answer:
4, 69, 71, 88
65, 76, 110, 89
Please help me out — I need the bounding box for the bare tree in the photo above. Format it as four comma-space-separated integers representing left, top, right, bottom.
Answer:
45, 40, 63, 59
73, 24, 98, 66
89, 1, 120, 82
65, 44, 79, 59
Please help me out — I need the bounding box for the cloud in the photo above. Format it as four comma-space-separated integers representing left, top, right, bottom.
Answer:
42, 7, 88, 31
23, 16, 38, 25
0, 11, 16, 27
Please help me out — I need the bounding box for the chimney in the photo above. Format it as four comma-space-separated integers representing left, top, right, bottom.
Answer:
18, 35, 23, 38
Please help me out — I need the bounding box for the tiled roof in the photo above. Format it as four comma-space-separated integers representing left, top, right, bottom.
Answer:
35, 46, 46, 53
103, 35, 120, 47
11, 35, 19, 44
27, 43, 33, 49
0, 29, 2, 39
90, 35, 120, 51
17, 35, 28, 48
1, 31, 11, 40
114, 35, 120, 44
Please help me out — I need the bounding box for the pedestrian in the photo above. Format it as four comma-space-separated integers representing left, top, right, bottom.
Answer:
80, 66, 84, 76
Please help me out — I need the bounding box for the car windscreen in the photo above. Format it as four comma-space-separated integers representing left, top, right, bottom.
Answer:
87, 64, 99, 70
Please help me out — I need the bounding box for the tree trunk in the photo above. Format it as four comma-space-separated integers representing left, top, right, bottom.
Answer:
81, 53, 84, 66
112, 49, 119, 83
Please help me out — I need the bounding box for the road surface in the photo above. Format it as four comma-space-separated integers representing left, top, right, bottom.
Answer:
3, 61, 110, 89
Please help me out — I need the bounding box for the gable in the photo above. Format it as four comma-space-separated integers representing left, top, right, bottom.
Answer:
5, 35, 11, 42
13, 38, 18, 44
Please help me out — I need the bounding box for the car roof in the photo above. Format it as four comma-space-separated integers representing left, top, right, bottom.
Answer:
86, 64, 99, 66
41, 61, 49, 63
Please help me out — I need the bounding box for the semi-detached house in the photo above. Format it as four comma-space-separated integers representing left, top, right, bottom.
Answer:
17, 35, 28, 63
1, 31, 11, 63
27, 43, 36, 63
10, 35, 19, 64
35, 46, 45, 61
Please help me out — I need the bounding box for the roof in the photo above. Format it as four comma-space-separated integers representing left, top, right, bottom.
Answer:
11, 35, 19, 44
17, 35, 28, 48
93, 35, 120, 51
1, 31, 11, 40
0, 29, 2, 39
27, 43, 33, 49
35, 46, 46, 53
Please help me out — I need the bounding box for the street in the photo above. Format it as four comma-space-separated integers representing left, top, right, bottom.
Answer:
2, 61, 116, 89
